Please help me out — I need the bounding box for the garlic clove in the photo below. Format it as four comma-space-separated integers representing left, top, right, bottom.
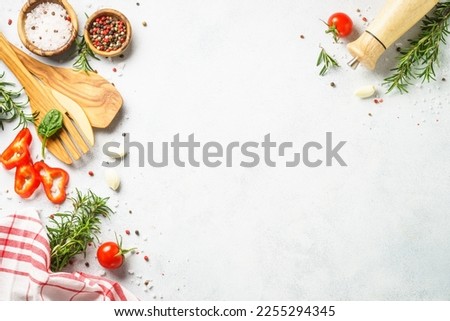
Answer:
104, 169, 121, 191
354, 85, 376, 98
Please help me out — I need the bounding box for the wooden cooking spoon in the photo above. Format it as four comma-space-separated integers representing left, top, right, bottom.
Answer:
0, 33, 92, 164
11, 43, 123, 128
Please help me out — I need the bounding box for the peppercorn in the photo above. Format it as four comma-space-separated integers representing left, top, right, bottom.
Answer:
88, 15, 127, 52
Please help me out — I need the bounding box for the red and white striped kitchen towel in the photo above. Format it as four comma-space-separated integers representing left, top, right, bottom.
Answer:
0, 209, 138, 301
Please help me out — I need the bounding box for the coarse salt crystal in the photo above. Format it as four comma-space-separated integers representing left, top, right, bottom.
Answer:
25, 2, 73, 51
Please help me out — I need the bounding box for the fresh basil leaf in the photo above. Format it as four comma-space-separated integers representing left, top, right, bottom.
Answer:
38, 109, 63, 138
38, 109, 63, 158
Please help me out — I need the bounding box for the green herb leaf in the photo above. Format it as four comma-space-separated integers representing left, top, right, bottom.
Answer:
47, 189, 113, 272
384, 2, 450, 93
0, 72, 38, 130
317, 47, 340, 76
73, 34, 99, 73
38, 109, 63, 158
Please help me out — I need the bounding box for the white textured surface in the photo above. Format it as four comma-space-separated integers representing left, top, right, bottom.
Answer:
1, 0, 450, 300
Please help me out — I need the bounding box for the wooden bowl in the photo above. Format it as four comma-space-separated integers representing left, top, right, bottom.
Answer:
84, 9, 132, 58
18, 0, 78, 57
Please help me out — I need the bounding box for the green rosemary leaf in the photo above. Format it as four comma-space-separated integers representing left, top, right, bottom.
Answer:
73, 35, 100, 73
317, 47, 340, 76
384, 2, 450, 93
0, 72, 37, 130
47, 189, 113, 272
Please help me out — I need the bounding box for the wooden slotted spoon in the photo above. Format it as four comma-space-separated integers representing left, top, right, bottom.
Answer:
0, 33, 92, 164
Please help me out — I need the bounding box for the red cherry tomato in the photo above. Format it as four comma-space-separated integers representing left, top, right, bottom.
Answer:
97, 241, 124, 269
327, 12, 353, 38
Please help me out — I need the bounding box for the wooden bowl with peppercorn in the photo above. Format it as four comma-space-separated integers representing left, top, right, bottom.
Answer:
84, 8, 132, 58
17, 0, 79, 57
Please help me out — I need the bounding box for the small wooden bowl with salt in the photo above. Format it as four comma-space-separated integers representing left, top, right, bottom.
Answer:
18, 0, 78, 57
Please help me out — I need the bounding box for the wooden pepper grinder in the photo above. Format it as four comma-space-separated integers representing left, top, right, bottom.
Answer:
347, 0, 439, 70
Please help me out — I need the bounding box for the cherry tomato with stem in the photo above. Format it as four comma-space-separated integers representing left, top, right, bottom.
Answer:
325, 12, 353, 42
97, 235, 135, 269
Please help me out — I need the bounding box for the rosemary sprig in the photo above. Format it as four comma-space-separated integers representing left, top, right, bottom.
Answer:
0, 72, 38, 130
46, 189, 113, 272
73, 35, 99, 72
317, 47, 340, 76
384, 2, 450, 93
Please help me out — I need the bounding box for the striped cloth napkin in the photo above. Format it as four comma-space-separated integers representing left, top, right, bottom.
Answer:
0, 209, 138, 301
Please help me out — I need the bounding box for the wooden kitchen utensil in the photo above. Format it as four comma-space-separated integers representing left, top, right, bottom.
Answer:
0, 33, 92, 164
50, 88, 94, 146
11, 43, 123, 128
347, 0, 439, 70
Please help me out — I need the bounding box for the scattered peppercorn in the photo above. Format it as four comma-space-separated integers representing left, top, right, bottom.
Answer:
144, 255, 149, 262
135, 230, 140, 236
144, 280, 150, 286
362, 17, 368, 22
7, 19, 12, 25
125, 229, 131, 235
330, 82, 336, 88
88, 170, 94, 176
368, 113, 373, 117
142, 21, 148, 27
442, 77, 446, 82
85, 262, 90, 268
112, 67, 117, 72
300, 34, 305, 39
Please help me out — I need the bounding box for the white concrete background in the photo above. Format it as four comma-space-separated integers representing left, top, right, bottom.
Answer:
0, 0, 450, 300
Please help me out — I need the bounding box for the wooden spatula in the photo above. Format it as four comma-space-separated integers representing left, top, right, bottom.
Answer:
0, 33, 92, 164
11, 43, 123, 128
347, 0, 439, 70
